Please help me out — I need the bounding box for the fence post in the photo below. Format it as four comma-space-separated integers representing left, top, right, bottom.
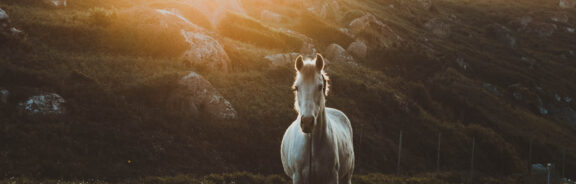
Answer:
397, 130, 403, 176
470, 136, 476, 182
562, 149, 566, 179
358, 124, 364, 171
436, 132, 441, 173
528, 139, 533, 176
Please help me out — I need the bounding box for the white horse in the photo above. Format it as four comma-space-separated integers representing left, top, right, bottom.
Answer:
281, 54, 355, 184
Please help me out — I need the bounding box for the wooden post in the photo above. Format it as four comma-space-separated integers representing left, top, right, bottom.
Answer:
358, 124, 364, 171
396, 130, 403, 176
528, 139, 533, 176
562, 149, 566, 178
436, 132, 442, 173
470, 136, 475, 181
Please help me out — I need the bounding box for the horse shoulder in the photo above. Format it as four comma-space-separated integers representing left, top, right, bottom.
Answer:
326, 108, 355, 177
326, 108, 352, 133
281, 120, 305, 176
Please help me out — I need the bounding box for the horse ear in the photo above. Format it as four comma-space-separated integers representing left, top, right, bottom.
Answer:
295, 55, 304, 71
315, 53, 324, 72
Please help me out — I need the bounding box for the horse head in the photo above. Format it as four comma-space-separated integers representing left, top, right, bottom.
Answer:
293, 53, 329, 134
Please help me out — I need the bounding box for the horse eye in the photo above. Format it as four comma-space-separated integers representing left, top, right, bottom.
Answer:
293, 86, 299, 91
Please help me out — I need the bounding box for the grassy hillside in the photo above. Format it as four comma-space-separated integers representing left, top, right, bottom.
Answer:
1, 0, 576, 183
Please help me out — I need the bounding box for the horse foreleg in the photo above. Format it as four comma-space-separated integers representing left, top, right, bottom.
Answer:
292, 173, 302, 184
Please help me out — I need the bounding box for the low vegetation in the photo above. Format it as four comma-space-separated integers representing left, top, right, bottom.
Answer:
1, 0, 575, 183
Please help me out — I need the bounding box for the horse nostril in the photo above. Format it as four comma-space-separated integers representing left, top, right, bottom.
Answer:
300, 116, 315, 133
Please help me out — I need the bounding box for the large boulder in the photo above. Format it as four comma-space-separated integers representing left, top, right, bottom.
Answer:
347, 39, 368, 59
348, 13, 401, 48
154, 9, 230, 72
265, 53, 300, 67
348, 13, 377, 34
180, 31, 231, 72
169, 72, 237, 120
18, 93, 66, 115
324, 44, 355, 63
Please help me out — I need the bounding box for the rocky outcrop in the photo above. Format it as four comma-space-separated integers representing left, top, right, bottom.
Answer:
180, 31, 231, 72
347, 39, 368, 59
265, 53, 300, 67
18, 93, 66, 115
348, 13, 402, 49
0, 8, 27, 41
324, 44, 355, 63
0, 8, 9, 32
169, 72, 237, 120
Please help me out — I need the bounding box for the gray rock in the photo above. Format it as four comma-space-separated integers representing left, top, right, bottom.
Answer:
169, 72, 237, 120
0, 8, 27, 41
0, 8, 9, 31
0, 88, 9, 104
18, 93, 66, 115
538, 105, 549, 115
181, 31, 230, 73
483, 83, 502, 96
456, 57, 470, 72
324, 44, 355, 63
347, 39, 368, 59
348, 13, 401, 48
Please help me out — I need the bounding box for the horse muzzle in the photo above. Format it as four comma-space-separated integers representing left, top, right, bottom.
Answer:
300, 116, 315, 133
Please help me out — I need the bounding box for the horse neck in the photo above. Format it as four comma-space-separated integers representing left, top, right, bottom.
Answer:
311, 100, 328, 143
